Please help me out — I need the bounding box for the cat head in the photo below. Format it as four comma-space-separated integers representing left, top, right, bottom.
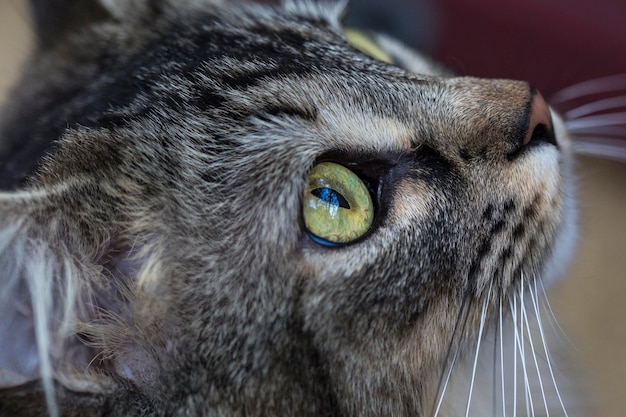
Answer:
0, 1, 576, 415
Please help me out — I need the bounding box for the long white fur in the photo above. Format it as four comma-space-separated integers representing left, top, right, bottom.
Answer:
0, 192, 85, 416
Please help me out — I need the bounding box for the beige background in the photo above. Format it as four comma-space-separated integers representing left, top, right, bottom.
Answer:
1, 1, 624, 416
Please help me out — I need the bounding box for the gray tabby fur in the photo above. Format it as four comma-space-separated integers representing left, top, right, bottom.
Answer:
0, 0, 585, 416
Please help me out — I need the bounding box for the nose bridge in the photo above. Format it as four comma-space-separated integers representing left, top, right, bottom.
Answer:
447, 77, 532, 116
435, 77, 537, 157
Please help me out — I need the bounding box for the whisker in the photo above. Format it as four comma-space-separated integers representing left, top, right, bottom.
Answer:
520, 278, 550, 417
550, 74, 626, 103
511, 290, 518, 417
520, 277, 534, 417
537, 279, 576, 350
571, 137, 626, 161
493, 302, 498, 417
497, 283, 506, 417
510, 275, 535, 417
464, 280, 492, 417
493, 326, 498, 417
569, 126, 626, 137
530, 279, 571, 417
431, 292, 474, 417
564, 112, 626, 130
564, 95, 626, 119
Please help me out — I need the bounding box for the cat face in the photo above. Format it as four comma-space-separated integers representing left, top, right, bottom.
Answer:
0, 1, 576, 416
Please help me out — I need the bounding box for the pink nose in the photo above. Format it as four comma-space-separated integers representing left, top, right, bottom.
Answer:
523, 91, 555, 147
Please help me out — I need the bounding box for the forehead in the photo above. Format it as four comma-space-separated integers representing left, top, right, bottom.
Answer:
161, 9, 445, 154
161, 5, 532, 158
231, 73, 436, 154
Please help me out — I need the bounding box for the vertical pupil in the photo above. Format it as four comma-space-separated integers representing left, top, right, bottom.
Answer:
311, 187, 351, 209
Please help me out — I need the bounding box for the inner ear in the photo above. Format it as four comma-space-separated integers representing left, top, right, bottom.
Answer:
0, 190, 163, 394
0, 194, 93, 391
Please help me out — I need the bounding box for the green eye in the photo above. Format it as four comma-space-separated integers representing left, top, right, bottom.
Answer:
303, 162, 374, 245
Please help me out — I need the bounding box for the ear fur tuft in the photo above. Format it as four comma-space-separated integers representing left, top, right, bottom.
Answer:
0, 191, 84, 415
0, 189, 164, 413
282, 0, 348, 29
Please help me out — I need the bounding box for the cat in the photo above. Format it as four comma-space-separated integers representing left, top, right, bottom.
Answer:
0, 0, 587, 416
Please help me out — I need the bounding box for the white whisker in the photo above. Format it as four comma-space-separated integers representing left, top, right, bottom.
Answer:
511, 292, 518, 417
520, 278, 550, 417
432, 330, 463, 417
530, 279, 570, 417
572, 138, 626, 161
538, 279, 576, 350
510, 275, 535, 417
432, 296, 473, 417
564, 112, 626, 130
551, 74, 626, 103
493, 300, 498, 417
499, 292, 507, 417
464, 283, 491, 417
520, 277, 534, 417
564, 95, 626, 119
569, 126, 626, 137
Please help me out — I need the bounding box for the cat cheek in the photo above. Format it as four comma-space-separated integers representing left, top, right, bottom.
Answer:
387, 180, 434, 227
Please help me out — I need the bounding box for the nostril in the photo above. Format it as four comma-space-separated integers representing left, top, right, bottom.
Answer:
522, 91, 555, 147
527, 123, 557, 147
507, 90, 556, 161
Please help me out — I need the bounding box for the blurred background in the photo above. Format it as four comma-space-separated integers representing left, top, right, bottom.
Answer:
1, 0, 624, 416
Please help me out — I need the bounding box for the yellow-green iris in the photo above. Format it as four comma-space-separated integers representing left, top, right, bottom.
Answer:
303, 162, 374, 244
344, 28, 393, 64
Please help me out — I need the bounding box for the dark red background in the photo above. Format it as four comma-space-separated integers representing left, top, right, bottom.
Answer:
432, 0, 626, 97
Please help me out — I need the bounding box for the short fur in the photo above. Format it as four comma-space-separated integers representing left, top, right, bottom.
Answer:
0, 1, 584, 416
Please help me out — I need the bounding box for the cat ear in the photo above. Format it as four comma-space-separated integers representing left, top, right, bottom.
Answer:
283, 0, 348, 28
0, 188, 162, 412
30, 0, 169, 49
